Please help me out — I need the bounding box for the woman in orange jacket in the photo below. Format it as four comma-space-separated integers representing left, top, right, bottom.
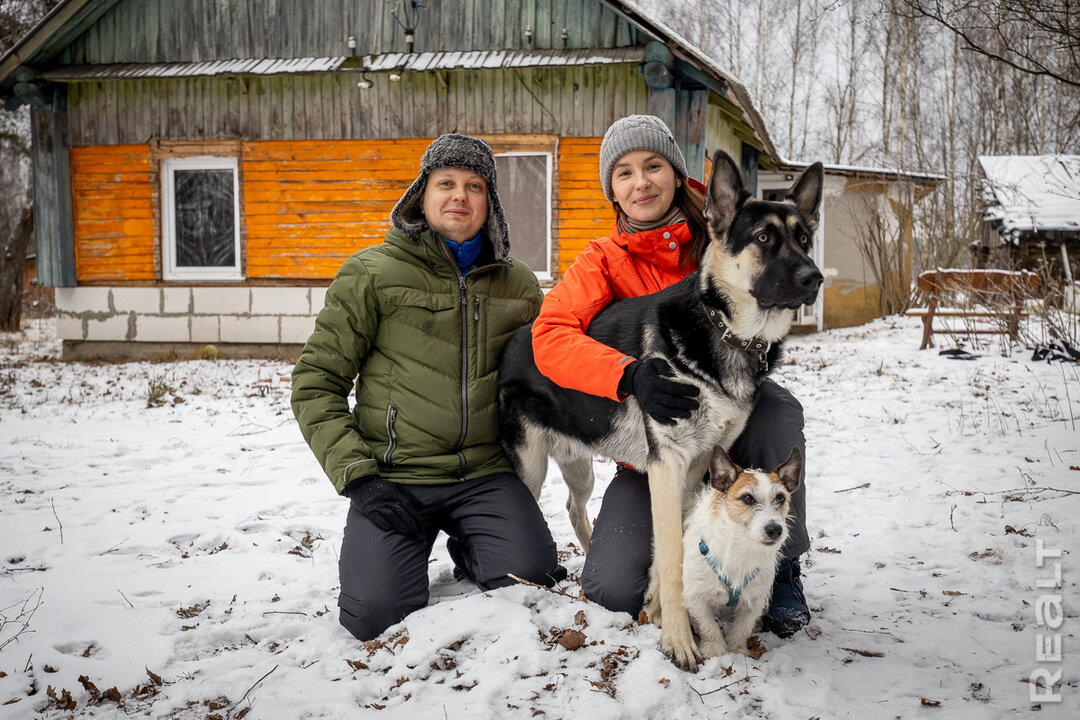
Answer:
532, 115, 811, 638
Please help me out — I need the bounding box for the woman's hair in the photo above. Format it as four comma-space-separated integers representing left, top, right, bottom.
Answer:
610, 181, 709, 269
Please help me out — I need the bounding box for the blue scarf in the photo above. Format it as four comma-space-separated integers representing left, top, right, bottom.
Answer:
444, 231, 483, 275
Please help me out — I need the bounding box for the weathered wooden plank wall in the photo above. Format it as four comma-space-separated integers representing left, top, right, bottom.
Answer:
68, 136, 620, 282
243, 139, 429, 278
60, 0, 640, 64
555, 137, 609, 275
31, 87, 77, 287
70, 144, 156, 280
65, 65, 649, 145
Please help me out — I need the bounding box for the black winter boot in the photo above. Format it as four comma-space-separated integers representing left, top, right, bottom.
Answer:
761, 556, 810, 638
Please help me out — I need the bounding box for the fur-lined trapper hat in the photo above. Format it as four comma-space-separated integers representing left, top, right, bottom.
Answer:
391, 133, 509, 257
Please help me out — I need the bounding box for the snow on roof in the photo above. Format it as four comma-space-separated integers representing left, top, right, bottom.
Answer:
979, 155, 1080, 236
774, 160, 946, 184
38, 48, 647, 81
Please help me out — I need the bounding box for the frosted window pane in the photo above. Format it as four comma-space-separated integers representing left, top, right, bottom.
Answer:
173, 169, 235, 267
495, 155, 549, 274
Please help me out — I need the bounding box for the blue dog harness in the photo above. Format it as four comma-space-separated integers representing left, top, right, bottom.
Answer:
698, 537, 761, 607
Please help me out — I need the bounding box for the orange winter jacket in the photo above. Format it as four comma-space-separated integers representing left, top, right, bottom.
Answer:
531, 219, 697, 400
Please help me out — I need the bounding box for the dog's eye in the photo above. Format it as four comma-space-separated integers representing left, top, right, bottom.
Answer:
740, 494, 755, 506
756, 232, 768, 244
773, 494, 786, 506
800, 235, 809, 246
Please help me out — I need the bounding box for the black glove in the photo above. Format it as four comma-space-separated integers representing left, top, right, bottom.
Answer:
618, 357, 700, 425
344, 477, 424, 538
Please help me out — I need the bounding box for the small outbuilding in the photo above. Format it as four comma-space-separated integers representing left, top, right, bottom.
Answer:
976, 154, 1080, 286
759, 162, 944, 331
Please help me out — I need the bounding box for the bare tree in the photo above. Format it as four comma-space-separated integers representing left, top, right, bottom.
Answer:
896, 0, 1080, 89
0, 0, 60, 331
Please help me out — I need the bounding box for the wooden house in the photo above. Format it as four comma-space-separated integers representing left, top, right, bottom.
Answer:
976, 155, 1080, 286
6, 0, 914, 358
760, 162, 944, 330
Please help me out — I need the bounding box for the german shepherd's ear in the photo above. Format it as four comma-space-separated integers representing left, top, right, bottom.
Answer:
705, 150, 747, 236
773, 447, 803, 494
707, 447, 742, 493
786, 163, 824, 232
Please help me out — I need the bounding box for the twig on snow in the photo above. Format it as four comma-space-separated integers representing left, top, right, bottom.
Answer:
231, 664, 278, 714
51, 499, 63, 544
0, 587, 44, 653
507, 573, 581, 599
834, 482, 870, 493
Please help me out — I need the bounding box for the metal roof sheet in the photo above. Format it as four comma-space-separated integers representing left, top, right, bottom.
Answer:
38, 47, 645, 81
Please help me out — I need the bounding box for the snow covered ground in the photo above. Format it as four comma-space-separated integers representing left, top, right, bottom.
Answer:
1, 315, 1077, 719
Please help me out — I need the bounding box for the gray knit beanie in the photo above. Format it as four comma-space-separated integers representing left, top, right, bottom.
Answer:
599, 115, 688, 202
391, 133, 510, 257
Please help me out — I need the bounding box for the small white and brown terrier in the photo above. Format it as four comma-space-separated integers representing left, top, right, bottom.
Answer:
681, 446, 802, 659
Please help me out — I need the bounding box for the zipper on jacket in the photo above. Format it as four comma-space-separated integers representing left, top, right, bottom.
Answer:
383, 405, 398, 464
455, 273, 469, 479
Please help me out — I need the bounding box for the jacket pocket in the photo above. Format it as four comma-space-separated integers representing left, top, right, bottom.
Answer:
480, 297, 533, 376
383, 405, 398, 465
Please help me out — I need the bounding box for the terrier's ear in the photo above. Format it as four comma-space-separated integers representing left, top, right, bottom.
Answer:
708, 447, 742, 493
774, 447, 803, 494
704, 150, 747, 237
786, 162, 823, 232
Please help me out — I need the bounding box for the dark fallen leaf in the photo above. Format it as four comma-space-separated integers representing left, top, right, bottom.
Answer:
177, 600, 210, 619
78, 675, 100, 702
920, 697, 942, 707
746, 635, 767, 659
146, 667, 163, 686
47, 686, 76, 711
557, 629, 586, 651
347, 659, 369, 671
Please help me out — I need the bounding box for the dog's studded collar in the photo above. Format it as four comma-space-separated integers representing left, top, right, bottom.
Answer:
698, 538, 762, 607
700, 302, 771, 371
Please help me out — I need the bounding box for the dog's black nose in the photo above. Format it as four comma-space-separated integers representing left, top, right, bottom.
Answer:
795, 264, 823, 294
764, 523, 784, 541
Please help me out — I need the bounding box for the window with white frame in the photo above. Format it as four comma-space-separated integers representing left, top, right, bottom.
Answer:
494, 153, 552, 280
161, 156, 241, 280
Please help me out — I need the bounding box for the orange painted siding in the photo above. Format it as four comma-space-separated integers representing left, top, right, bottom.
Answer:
69, 137, 613, 283
555, 138, 612, 276
243, 139, 429, 278
71, 145, 156, 281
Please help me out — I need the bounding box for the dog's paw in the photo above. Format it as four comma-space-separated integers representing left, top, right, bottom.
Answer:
660, 616, 702, 672
698, 639, 728, 659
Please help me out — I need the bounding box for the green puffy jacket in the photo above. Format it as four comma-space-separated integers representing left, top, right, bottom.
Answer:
291, 227, 543, 493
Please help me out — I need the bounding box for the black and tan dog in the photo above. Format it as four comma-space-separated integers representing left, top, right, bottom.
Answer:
497, 150, 823, 670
